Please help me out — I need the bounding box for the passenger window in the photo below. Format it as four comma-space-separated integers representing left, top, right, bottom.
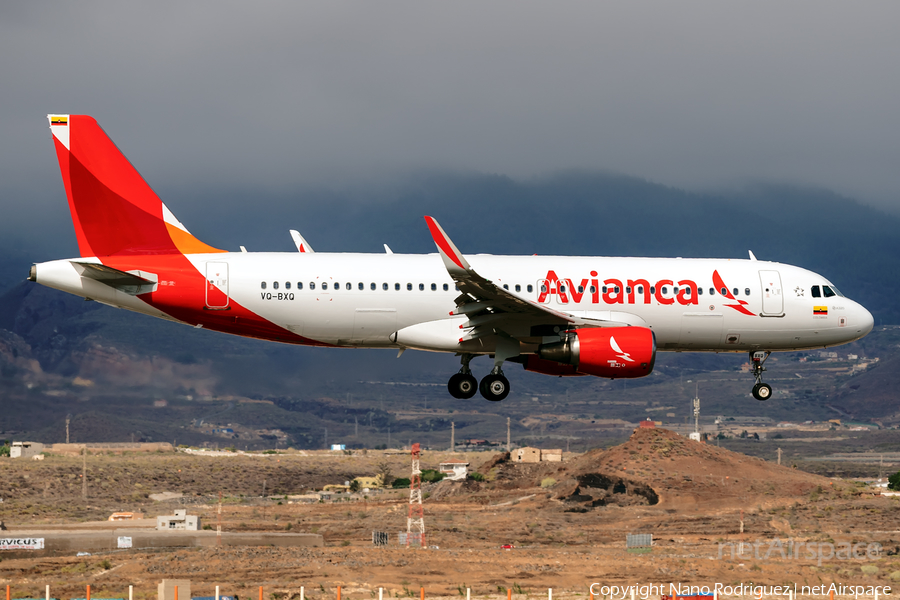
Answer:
393, 283, 399, 291
661, 286, 668, 294
503, 284, 509, 290
346, 282, 351, 291
720, 287, 727, 295
334, 282, 339, 290
455, 284, 460, 291
273, 281, 279, 290
527, 284, 533, 293
615, 286, 620, 293
407, 283, 413, 291
285, 281, 291, 290
578, 285, 585, 293
431, 283, 437, 291
709, 288, 715, 295
811, 285, 821, 298
261, 282, 267, 290
540, 285, 547, 293
650, 286, 655, 294
697, 287, 702, 295
625, 286, 631, 294
298, 282, 303, 290
382, 283, 388, 291
823, 285, 836, 298
443, 283, 449, 291
560, 285, 566, 293
637, 285, 643, 294
590, 286, 596, 294
602, 286, 607, 293
358, 282, 364, 290
370, 283, 376, 291
673, 287, 679, 294
310, 282, 316, 290
733, 288, 738, 296
744, 288, 750, 296
515, 284, 521, 292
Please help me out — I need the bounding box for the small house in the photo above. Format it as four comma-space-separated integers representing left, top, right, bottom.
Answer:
10, 441, 44, 459
514, 447, 541, 463
541, 449, 562, 462
156, 509, 200, 531
439, 461, 469, 480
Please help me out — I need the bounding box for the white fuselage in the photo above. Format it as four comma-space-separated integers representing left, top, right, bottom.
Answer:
34, 251, 874, 354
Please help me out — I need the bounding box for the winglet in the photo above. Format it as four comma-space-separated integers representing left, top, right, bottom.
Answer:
290, 230, 315, 253
424, 216, 471, 275
748, 250, 757, 261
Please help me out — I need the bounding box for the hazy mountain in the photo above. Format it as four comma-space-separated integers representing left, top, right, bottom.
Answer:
1, 171, 898, 447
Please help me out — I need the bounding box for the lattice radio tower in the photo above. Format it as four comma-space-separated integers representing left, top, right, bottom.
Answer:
406, 442, 425, 548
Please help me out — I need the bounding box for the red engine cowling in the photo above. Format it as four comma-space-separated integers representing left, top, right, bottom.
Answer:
537, 326, 656, 379
522, 355, 585, 377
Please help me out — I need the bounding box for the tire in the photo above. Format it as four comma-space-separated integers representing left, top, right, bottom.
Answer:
479, 373, 510, 401
752, 382, 772, 401
448, 373, 478, 399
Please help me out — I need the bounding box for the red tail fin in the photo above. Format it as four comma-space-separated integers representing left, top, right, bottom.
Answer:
48, 114, 223, 257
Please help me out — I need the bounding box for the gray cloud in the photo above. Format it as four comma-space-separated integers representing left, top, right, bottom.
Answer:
1, 1, 899, 223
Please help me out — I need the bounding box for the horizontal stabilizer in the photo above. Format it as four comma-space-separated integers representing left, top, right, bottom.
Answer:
73, 262, 158, 296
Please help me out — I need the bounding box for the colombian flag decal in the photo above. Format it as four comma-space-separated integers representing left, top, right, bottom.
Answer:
51, 116, 68, 126
813, 306, 828, 315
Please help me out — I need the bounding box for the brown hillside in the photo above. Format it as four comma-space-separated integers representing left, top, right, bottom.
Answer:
489, 427, 837, 513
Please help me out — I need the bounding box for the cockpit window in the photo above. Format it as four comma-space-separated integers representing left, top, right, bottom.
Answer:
822, 285, 836, 298
811, 285, 821, 298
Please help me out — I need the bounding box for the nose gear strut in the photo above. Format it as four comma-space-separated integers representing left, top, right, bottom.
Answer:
750, 350, 772, 401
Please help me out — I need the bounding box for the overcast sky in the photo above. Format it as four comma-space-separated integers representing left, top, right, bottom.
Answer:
2, 2, 899, 220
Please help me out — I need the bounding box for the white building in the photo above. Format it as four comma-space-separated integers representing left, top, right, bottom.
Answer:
10, 442, 44, 459
156, 509, 200, 531
439, 461, 469, 481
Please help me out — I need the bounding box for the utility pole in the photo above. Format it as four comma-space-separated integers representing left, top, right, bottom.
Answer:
450, 422, 455, 452
777, 447, 783, 466
324, 427, 328, 450
81, 445, 87, 500
66, 414, 71, 444
388, 427, 391, 449
506, 417, 511, 453
355, 417, 358, 439
216, 491, 222, 546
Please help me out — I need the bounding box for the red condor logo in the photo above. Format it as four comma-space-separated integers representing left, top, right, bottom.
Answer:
536, 269, 755, 316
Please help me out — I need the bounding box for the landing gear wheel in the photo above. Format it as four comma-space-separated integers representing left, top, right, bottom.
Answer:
752, 382, 772, 401
479, 373, 510, 401
448, 373, 478, 399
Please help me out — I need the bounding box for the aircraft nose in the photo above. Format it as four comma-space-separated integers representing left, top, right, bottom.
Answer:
856, 303, 874, 337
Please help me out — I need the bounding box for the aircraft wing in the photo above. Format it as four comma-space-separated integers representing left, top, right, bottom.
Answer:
424, 216, 628, 342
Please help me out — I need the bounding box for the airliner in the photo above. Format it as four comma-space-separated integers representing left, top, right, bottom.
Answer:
29, 115, 874, 401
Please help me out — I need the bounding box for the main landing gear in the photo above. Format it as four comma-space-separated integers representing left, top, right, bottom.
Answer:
447, 356, 511, 402
448, 354, 478, 399
750, 350, 773, 401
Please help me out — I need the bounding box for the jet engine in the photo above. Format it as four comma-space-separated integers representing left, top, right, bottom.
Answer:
537, 326, 656, 378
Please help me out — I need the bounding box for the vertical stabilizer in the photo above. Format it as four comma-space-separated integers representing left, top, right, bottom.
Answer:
48, 114, 223, 257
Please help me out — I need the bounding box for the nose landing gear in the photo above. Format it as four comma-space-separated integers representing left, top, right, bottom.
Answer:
750, 350, 772, 401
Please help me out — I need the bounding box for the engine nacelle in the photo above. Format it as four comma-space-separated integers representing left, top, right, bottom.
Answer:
537, 326, 656, 379
522, 355, 585, 377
